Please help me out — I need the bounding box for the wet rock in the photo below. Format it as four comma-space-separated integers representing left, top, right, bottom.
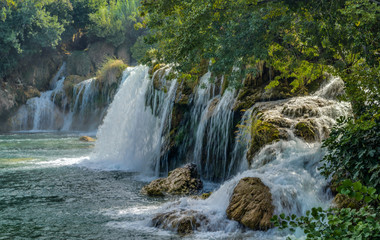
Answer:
142, 163, 203, 196
63, 75, 87, 100
191, 192, 212, 200
246, 119, 281, 164
152, 210, 208, 235
79, 136, 96, 142
24, 86, 40, 99
226, 177, 274, 230
295, 120, 317, 142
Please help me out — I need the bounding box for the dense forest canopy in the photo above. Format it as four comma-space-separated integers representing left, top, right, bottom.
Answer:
0, 0, 140, 77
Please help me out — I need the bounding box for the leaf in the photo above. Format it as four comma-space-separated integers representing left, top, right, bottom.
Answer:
353, 181, 362, 191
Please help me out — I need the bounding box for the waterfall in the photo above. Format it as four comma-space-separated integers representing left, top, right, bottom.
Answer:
10, 64, 113, 132
11, 64, 67, 131
145, 76, 351, 238
87, 66, 178, 173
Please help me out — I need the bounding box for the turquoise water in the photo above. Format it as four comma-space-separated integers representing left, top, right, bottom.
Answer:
0, 133, 179, 240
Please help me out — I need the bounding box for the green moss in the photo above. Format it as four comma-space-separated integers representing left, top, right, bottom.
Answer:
246, 118, 280, 164
295, 121, 316, 142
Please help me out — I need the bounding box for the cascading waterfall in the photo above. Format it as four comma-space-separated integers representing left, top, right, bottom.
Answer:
11, 64, 67, 131
10, 64, 112, 132
144, 77, 351, 238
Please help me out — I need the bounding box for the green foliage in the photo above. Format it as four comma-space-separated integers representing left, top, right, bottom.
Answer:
0, 0, 143, 78
321, 114, 380, 191
0, 0, 64, 77
139, 0, 380, 91
272, 180, 380, 240
88, 0, 139, 47
131, 35, 155, 62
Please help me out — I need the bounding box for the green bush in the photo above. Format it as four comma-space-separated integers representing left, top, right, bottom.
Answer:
0, 0, 64, 76
272, 180, 380, 240
88, 0, 139, 47
321, 115, 380, 191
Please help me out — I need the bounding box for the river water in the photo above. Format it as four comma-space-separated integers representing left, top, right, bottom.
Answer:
0, 133, 175, 240
0, 133, 263, 240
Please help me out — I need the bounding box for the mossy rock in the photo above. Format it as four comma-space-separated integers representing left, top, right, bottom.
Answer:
96, 59, 127, 87
246, 119, 281, 164
233, 87, 262, 112
295, 120, 317, 142
333, 194, 362, 209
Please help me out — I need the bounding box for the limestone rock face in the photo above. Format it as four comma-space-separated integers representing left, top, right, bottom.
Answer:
226, 177, 274, 230
0, 88, 16, 120
152, 210, 208, 235
142, 164, 203, 196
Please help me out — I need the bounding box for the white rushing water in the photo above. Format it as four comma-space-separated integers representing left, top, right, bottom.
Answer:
87, 66, 179, 173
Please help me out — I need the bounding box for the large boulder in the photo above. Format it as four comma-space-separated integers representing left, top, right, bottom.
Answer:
142, 164, 203, 196
226, 177, 274, 230
152, 210, 208, 235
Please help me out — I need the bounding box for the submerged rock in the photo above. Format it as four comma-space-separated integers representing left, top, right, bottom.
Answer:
79, 136, 96, 142
152, 210, 208, 235
226, 177, 274, 230
142, 163, 203, 196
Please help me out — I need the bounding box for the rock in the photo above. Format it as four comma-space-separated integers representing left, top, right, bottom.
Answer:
66, 51, 93, 76
63, 75, 87, 100
333, 194, 361, 209
116, 42, 131, 65
246, 119, 281, 164
0, 88, 16, 121
142, 163, 203, 196
295, 120, 317, 142
152, 210, 208, 235
226, 177, 274, 230
207, 98, 220, 119
79, 136, 96, 142
24, 86, 40, 99
88, 41, 116, 70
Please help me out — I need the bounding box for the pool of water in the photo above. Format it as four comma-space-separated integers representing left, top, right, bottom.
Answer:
0, 133, 288, 240
0, 133, 177, 240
